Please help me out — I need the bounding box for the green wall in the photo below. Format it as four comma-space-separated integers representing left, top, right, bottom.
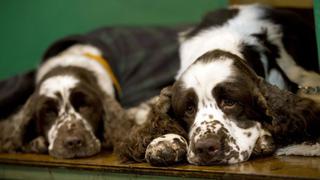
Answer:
0, 0, 227, 79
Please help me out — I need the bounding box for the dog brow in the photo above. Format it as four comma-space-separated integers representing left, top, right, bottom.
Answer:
193, 74, 201, 86
54, 92, 63, 100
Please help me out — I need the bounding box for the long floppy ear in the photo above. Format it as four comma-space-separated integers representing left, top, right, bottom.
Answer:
0, 70, 35, 120
0, 94, 39, 152
100, 93, 134, 149
154, 86, 173, 114
252, 85, 274, 124
257, 77, 320, 147
147, 86, 187, 136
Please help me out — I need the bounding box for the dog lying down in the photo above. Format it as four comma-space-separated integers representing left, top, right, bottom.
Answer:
0, 4, 319, 165
116, 5, 320, 166
0, 27, 181, 158
0, 45, 130, 158
119, 52, 320, 166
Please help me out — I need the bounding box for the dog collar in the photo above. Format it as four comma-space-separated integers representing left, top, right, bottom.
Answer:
298, 86, 320, 95
84, 52, 122, 95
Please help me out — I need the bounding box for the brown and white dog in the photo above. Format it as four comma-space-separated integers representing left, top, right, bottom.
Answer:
0, 26, 181, 159
118, 4, 320, 166
0, 44, 129, 158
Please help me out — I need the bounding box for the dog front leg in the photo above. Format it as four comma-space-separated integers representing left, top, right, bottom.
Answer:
117, 87, 188, 166
116, 113, 188, 166
22, 136, 48, 154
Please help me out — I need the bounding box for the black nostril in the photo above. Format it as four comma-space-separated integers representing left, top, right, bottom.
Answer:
208, 146, 216, 152
64, 136, 83, 149
197, 148, 203, 154
195, 137, 220, 155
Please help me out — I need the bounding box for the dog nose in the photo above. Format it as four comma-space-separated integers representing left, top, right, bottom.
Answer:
194, 136, 221, 155
64, 136, 84, 149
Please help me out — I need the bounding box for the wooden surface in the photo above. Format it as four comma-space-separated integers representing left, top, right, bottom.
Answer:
0, 152, 319, 179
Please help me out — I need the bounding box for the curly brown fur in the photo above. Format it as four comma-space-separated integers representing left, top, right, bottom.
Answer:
115, 87, 187, 164
258, 78, 320, 147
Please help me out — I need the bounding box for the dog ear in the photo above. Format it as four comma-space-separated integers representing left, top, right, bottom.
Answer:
100, 93, 133, 149
257, 77, 320, 145
154, 86, 173, 114
252, 84, 274, 124
151, 86, 187, 136
0, 94, 42, 152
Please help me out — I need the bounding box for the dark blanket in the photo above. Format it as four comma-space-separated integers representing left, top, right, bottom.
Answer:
0, 26, 184, 119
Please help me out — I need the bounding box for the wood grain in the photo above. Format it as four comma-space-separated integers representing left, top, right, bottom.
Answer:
0, 152, 319, 179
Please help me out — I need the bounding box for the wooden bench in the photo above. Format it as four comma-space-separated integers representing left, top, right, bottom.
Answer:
1, 152, 319, 179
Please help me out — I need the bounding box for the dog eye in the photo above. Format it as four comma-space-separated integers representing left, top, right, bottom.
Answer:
221, 99, 237, 107
74, 98, 89, 111
41, 105, 58, 121
185, 104, 196, 116
45, 108, 58, 117
71, 92, 90, 111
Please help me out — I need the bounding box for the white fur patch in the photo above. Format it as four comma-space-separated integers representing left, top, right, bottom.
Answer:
37, 44, 114, 97
39, 75, 79, 98
149, 134, 187, 147
47, 103, 98, 151
178, 4, 272, 79
127, 103, 151, 125
179, 4, 320, 89
182, 58, 233, 96
268, 68, 286, 89
276, 143, 320, 156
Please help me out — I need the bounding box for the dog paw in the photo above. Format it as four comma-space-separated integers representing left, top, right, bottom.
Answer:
276, 142, 320, 156
145, 134, 187, 166
252, 135, 275, 156
22, 136, 48, 154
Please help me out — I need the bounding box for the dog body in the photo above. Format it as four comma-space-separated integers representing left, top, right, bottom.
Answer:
174, 4, 320, 165
119, 4, 320, 166
0, 27, 182, 158
1, 4, 319, 164
178, 4, 320, 90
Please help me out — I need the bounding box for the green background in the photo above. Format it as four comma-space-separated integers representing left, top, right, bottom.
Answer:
0, 0, 227, 80
1, 0, 319, 80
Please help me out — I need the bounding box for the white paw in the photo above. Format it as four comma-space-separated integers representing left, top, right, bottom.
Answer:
23, 136, 48, 153
276, 142, 320, 156
145, 134, 187, 166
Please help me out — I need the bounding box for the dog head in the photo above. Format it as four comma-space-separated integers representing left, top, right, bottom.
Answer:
19, 66, 113, 158
171, 49, 276, 165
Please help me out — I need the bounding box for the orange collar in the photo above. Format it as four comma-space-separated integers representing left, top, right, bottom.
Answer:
84, 52, 122, 95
